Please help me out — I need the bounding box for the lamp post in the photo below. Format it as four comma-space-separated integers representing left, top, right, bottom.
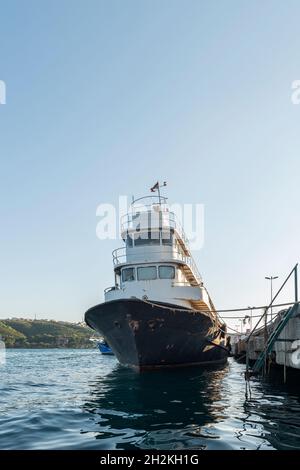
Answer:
247, 306, 253, 331
265, 275, 279, 322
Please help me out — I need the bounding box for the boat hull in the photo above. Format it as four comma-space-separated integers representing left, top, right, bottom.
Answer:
85, 298, 228, 370
98, 342, 114, 355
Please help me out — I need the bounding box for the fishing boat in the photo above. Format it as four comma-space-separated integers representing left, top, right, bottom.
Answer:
98, 340, 114, 355
85, 182, 229, 370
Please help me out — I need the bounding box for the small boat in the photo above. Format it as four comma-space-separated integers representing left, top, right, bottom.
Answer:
85, 182, 229, 370
98, 340, 114, 355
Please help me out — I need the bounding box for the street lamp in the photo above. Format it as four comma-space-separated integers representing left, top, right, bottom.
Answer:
265, 275, 279, 322
247, 306, 254, 331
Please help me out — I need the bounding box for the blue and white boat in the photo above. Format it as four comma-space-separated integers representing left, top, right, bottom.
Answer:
98, 340, 114, 355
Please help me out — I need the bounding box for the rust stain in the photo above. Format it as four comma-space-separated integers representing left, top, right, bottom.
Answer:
148, 320, 156, 331
129, 320, 140, 331
147, 318, 165, 331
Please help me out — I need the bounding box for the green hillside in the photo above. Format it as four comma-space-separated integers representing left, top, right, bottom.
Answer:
0, 319, 98, 348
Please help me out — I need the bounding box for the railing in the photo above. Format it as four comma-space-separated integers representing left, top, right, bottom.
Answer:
172, 281, 202, 287
131, 195, 168, 207
104, 286, 119, 294
252, 302, 299, 374
245, 263, 299, 376
120, 209, 190, 248
116, 197, 202, 285
111, 247, 202, 284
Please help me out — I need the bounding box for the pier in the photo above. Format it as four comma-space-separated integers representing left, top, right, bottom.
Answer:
230, 264, 300, 382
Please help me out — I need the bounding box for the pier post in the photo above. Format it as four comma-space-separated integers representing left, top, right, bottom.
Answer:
295, 265, 298, 302
284, 326, 287, 383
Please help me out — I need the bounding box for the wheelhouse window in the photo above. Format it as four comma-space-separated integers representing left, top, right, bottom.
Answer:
161, 230, 173, 246
137, 266, 157, 281
126, 234, 133, 247
122, 267, 135, 282
159, 265, 175, 279
134, 231, 160, 246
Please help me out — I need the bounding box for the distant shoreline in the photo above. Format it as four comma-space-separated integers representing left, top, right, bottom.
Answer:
0, 318, 99, 349
5, 345, 96, 349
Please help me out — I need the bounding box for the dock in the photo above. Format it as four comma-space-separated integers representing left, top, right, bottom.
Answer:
231, 264, 300, 381
233, 304, 300, 368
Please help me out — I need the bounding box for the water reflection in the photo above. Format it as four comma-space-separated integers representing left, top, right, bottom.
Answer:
1, 351, 300, 449
82, 359, 300, 450
83, 363, 231, 449
244, 376, 300, 450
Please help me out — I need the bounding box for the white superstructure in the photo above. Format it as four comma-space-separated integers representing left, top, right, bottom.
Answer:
104, 194, 216, 315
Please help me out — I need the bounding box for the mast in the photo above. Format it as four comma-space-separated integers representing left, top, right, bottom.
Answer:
150, 181, 167, 206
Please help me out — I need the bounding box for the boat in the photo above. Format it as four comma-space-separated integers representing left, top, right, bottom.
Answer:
85, 183, 229, 370
98, 340, 114, 355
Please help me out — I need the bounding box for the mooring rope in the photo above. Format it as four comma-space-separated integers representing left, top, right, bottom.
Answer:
142, 298, 296, 318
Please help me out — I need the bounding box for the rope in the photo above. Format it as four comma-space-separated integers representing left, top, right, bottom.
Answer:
206, 339, 230, 352
142, 298, 296, 317
140, 298, 298, 336
218, 321, 243, 335
218, 313, 261, 319
208, 301, 296, 314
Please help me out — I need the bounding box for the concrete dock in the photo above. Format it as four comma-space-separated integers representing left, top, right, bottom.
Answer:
232, 303, 300, 372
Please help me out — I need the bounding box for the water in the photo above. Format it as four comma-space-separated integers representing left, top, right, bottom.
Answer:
0, 349, 299, 450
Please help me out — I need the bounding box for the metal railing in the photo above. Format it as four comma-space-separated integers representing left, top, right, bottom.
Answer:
252, 302, 299, 374
115, 197, 203, 285
111, 247, 202, 284
245, 263, 298, 376
131, 195, 168, 207
104, 286, 119, 294
120, 209, 190, 247
172, 281, 202, 287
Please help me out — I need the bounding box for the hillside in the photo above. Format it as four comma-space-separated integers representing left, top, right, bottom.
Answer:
0, 319, 98, 348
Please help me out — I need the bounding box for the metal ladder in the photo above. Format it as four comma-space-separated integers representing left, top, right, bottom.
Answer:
253, 302, 299, 373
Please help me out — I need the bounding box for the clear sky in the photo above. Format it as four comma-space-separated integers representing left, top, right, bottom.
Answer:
0, 0, 299, 328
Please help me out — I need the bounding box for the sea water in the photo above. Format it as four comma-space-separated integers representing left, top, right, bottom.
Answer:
0, 349, 299, 450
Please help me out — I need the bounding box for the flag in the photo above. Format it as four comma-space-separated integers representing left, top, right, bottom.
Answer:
150, 181, 159, 192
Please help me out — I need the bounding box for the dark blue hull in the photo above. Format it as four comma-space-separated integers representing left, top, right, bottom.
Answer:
85, 298, 228, 370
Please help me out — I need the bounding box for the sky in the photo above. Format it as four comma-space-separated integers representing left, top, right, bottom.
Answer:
0, 0, 299, 328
